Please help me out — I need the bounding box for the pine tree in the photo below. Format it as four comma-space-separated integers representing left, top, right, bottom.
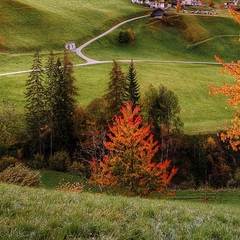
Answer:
52, 50, 78, 152
124, 60, 140, 108
104, 60, 126, 122
25, 51, 46, 155
44, 51, 56, 156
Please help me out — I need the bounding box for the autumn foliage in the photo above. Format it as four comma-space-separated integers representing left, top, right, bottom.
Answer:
208, 9, 240, 151
89, 103, 178, 197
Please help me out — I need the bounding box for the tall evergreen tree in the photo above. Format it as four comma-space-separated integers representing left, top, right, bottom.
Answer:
104, 60, 126, 122
44, 51, 56, 156
124, 60, 140, 107
52, 50, 78, 152
25, 51, 46, 155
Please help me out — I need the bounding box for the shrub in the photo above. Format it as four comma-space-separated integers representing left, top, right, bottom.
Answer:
0, 156, 18, 172
228, 168, 240, 188
32, 153, 45, 169
68, 161, 86, 176
118, 28, 134, 44
49, 151, 70, 171
56, 180, 83, 193
0, 163, 41, 187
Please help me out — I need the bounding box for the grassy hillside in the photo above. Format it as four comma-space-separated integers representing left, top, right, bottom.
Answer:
0, 0, 239, 134
0, 183, 240, 239
83, 14, 239, 62
0, 61, 233, 134
0, 0, 148, 52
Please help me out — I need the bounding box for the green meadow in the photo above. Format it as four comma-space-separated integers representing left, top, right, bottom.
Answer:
1, 181, 240, 239
0, 2, 239, 238
0, 0, 239, 134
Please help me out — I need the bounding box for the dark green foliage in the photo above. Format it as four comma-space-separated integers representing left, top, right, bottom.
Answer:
144, 85, 183, 130
25, 51, 78, 157
49, 151, 70, 172
142, 85, 183, 161
44, 51, 56, 156
85, 97, 107, 126
124, 60, 140, 107
118, 28, 134, 44
25, 51, 46, 155
104, 60, 126, 122
0, 101, 25, 147
51, 50, 78, 152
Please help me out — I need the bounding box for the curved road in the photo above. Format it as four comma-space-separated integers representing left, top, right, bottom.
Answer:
75, 14, 150, 63
0, 14, 222, 77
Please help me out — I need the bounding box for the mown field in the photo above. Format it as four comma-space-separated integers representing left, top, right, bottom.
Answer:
1, 181, 240, 239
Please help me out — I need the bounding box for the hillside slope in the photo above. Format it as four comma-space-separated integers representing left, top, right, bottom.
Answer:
1, 183, 240, 239
83, 13, 240, 62
0, 0, 148, 52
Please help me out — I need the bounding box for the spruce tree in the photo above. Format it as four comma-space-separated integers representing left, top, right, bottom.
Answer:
25, 51, 46, 155
52, 50, 78, 152
104, 60, 126, 122
124, 60, 140, 107
44, 51, 56, 156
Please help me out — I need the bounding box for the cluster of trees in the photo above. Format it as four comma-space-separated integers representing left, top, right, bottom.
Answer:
1, 9, 240, 192
25, 50, 78, 157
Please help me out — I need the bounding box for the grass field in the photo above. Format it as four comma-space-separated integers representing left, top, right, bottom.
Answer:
0, 0, 239, 135
0, 61, 233, 134
0, 182, 240, 239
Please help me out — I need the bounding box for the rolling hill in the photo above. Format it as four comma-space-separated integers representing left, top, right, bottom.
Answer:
0, 0, 239, 133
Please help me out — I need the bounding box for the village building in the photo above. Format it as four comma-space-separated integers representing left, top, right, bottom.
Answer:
65, 42, 76, 51
150, 8, 165, 18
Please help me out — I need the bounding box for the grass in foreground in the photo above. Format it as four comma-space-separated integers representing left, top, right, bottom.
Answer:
0, 182, 240, 239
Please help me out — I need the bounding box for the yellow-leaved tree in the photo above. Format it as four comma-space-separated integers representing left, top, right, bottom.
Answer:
208, 9, 240, 151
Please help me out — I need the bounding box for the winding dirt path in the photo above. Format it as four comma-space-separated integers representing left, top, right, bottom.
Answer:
75, 14, 150, 63
0, 13, 223, 77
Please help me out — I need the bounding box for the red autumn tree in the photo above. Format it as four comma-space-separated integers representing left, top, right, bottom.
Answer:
89, 102, 178, 196
208, 9, 240, 151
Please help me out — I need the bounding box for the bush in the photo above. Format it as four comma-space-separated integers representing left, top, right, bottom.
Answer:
118, 28, 135, 44
67, 161, 86, 176
228, 168, 240, 188
31, 153, 45, 169
0, 163, 41, 187
56, 180, 83, 193
0, 156, 18, 172
49, 151, 70, 172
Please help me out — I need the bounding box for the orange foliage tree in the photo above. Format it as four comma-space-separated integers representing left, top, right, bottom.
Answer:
89, 102, 178, 196
208, 9, 240, 151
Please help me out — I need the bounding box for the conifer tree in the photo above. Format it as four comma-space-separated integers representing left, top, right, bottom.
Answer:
104, 60, 126, 122
124, 60, 140, 108
52, 50, 78, 152
25, 51, 46, 155
44, 51, 56, 156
